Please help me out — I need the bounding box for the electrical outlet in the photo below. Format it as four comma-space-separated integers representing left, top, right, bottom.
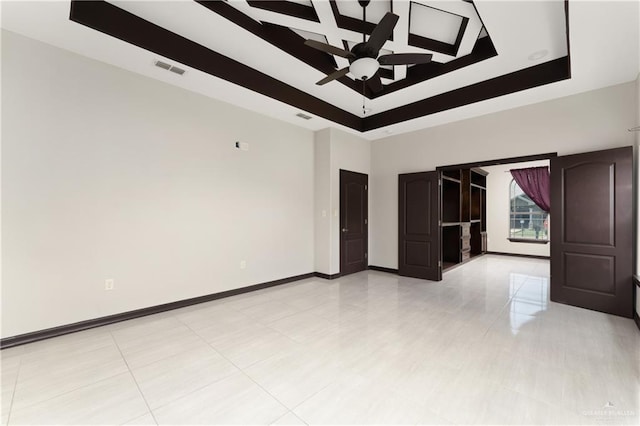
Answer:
240, 260, 246, 269
104, 279, 114, 291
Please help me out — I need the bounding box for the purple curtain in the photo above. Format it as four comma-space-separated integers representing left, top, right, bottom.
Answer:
510, 166, 551, 212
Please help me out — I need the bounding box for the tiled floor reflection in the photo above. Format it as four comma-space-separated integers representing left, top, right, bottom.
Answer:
1, 255, 638, 425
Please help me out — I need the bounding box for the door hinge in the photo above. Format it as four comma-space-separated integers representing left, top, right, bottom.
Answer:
364, 219, 368, 224
365, 253, 368, 258
438, 260, 442, 267
365, 184, 368, 190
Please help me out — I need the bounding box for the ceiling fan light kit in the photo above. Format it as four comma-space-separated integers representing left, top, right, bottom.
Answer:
304, 0, 432, 94
350, 57, 379, 81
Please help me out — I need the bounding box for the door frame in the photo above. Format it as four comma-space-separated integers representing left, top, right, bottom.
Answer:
339, 169, 368, 276
436, 152, 558, 172
435, 152, 558, 266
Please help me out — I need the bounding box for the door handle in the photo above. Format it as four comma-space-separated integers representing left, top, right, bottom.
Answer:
342, 228, 348, 233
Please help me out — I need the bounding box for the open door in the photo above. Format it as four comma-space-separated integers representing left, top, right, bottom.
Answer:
340, 170, 368, 276
398, 171, 442, 281
550, 146, 633, 318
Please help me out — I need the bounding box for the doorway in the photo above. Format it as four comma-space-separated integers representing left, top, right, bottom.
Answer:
398, 147, 634, 318
340, 169, 368, 276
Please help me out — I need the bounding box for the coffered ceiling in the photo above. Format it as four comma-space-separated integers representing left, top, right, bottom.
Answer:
1, 1, 639, 139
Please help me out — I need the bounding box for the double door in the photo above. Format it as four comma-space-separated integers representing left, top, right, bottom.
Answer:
398, 146, 633, 318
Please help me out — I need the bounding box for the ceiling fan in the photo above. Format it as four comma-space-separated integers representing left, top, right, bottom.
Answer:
304, 0, 433, 93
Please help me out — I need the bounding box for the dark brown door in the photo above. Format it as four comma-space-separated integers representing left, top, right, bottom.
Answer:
340, 170, 368, 276
398, 171, 441, 281
550, 146, 633, 318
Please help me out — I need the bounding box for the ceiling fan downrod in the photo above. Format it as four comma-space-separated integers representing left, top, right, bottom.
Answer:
359, 0, 370, 44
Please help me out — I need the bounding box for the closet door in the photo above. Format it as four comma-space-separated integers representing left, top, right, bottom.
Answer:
398, 171, 441, 281
550, 146, 633, 317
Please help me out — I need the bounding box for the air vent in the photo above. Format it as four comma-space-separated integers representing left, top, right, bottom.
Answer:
169, 66, 185, 75
296, 113, 312, 120
153, 60, 186, 76
154, 60, 171, 70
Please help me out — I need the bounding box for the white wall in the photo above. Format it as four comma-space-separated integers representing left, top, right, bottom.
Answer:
635, 73, 640, 319
483, 160, 550, 257
328, 129, 371, 275
371, 82, 637, 269
1, 31, 315, 338
314, 129, 332, 275
313, 128, 370, 275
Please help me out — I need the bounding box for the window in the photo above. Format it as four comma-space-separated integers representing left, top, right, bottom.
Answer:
509, 179, 549, 242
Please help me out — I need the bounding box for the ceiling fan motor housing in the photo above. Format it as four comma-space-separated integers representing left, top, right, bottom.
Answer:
350, 42, 378, 61
304, 8, 431, 88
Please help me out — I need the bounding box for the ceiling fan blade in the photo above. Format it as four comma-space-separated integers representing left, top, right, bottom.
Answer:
316, 67, 350, 85
305, 39, 354, 59
365, 12, 399, 55
366, 73, 383, 93
378, 53, 433, 65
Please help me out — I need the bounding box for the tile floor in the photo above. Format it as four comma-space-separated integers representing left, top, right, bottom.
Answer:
1, 255, 639, 425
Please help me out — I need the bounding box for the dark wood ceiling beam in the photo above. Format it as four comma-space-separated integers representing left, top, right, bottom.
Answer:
198, 1, 377, 97
246, 0, 319, 22
362, 57, 570, 131
373, 36, 497, 98
328, 0, 383, 37
69, 0, 362, 131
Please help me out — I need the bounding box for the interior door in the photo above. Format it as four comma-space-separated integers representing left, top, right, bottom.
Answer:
550, 146, 633, 318
398, 171, 442, 281
340, 170, 368, 276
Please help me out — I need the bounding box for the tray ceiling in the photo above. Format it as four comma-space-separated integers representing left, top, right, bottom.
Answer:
1, 1, 638, 138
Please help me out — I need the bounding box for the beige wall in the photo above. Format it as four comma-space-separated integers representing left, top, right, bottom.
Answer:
314, 128, 371, 275
635, 73, 640, 318
1, 31, 315, 338
483, 160, 550, 257
313, 129, 332, 274
371, 82, 637, 269
328, 129, 371, 275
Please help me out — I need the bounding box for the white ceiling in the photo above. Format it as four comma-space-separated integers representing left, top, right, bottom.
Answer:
1, 0, 639, 140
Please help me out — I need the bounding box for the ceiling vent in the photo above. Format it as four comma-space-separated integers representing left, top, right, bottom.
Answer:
154, 60, 171, 70
169, 66, 186, 75
154, 60, 186, 76
296, 112, 313, 120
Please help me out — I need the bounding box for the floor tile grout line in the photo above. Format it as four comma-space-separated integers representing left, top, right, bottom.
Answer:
174, 311, 299, 351
5, 366, 130, 418
479, 275, 531, 339
273, 410, 309, 426
178, 302, 356, 425
4, 345, 131, 416
111, 319, 214, 370
108, 331, 159, 426
175, 298, 323, 350
174, 318, 293, 422
135, 319, 240, 413
4, 352, 23, 425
